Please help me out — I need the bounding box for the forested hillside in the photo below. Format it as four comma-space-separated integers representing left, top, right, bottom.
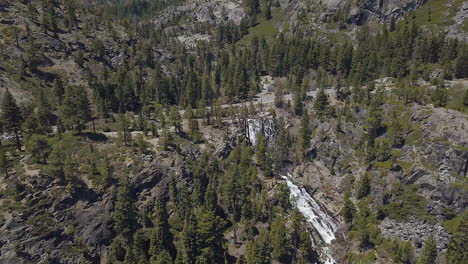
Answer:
0, 0, 467, 264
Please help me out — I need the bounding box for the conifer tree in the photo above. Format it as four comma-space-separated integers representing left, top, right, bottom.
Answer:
113, 183, 137, 239
150, 196, 172, 261
418, 235, 437, 264
60, 86, 92, 133
356, 172, 372, 199
343, 195, 356, 224
314, 88, 330, 118
169, 106, 182, 134
294, 92, 303, 116
431, 87, 448, 108
297, 110, 310, 158
196, 208, 226, 263
1, 89, 23, 151
271, 216, 288, 261
26, 135, 51, 164
0, 148, 10, 177
263, 0, 271, 20
447, 213, 468, 264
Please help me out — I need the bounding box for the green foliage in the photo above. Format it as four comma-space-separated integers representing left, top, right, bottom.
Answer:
431, 87, 448, 108
46, 134, 80, 179
246, 229, 271, 264
383, 184, 432, 222
446, 211, 468, 264
343, 195, 356, 224
195, 208, 226, 263
134, 134, 150, 152
25, 134, 51, 164
113, 183, 138, 239
60, 86, 92, 132
356, 172, 372, 199
297, 110, 310, 159
314, 88, 330, 118
276, 183, 290, 209
255, 134, 272, 176
149, 196, 172, 260
169, 106, 182, 134
1, 89, 22, 150
0, 148, 11, 177
270, 216, 288, 260
418, 235, 437, 264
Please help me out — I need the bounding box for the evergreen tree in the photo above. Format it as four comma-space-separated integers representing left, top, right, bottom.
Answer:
297, 110, 310, 158
196, 209, 226, 263
118, 113, 131, 146
113, 183, 138, 239
1, 89, 23, 151
181, 213, 198, 264
314, 88, 330, 118
132, 230, 149, 264
343, 195, 356, 224
0, 148, 10, 177
294, 92, 303, 116
26, 135, 51, 164
447, 213, 468, 264
270, 216, 288, 260
356, 172, 372, 199
455, 48, 468, 78
463, 88, 468, 107
262, 0, 271, 20
35, 88, 53, 135
431, 87, 448, 108
169, 106, 182, 134
60, 86, 92, 133
150, 196, 172, 261
418, 235, 437, 264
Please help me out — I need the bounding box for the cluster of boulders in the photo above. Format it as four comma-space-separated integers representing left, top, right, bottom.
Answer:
381, 218, 451, 252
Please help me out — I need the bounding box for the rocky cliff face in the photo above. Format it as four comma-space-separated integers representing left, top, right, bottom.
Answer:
291, 103, 468, 255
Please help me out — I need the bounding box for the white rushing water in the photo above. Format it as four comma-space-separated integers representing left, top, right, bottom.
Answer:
247, 118, 277, 146
282, 175, 338, 264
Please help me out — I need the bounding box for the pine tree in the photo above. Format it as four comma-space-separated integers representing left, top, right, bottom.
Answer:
1, 89, 23, 151
463, 88, 468, 107
132, 230, 149, 264
263, 0, 271, 20
196, 208, 226, 263
181, 213, 198, 264
60, 86, 91, 133
418, 235, 437, 264
431, 87, 448, 108
160, 127, 172, 150
455, 48, 468, 78
53, 79, 65, 105
118, 114, 131, 146
150, 196, 172, 261
0, 148, 10, 177
447, 213, 468, 264
294, 91, 303, 116
113, 183, 137, 239
356, 172, 372, 199
169, 106, 182, 134
26, 135, 51, 164
343, 195, 356, 224
36, 88, 53, 135
314, 88, 330, 118
297, 110, 310, 158
271, 216, 288, 260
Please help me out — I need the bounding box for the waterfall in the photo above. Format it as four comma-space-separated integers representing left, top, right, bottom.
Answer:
247, 118, 277, 146
282, 175, 338, 264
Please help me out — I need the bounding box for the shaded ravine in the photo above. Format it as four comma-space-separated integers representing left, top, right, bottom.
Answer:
282, 174, 338, 264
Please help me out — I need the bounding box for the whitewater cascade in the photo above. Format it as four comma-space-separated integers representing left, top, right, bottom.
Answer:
282, 175, 338, 264
247, 118, 277, 146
